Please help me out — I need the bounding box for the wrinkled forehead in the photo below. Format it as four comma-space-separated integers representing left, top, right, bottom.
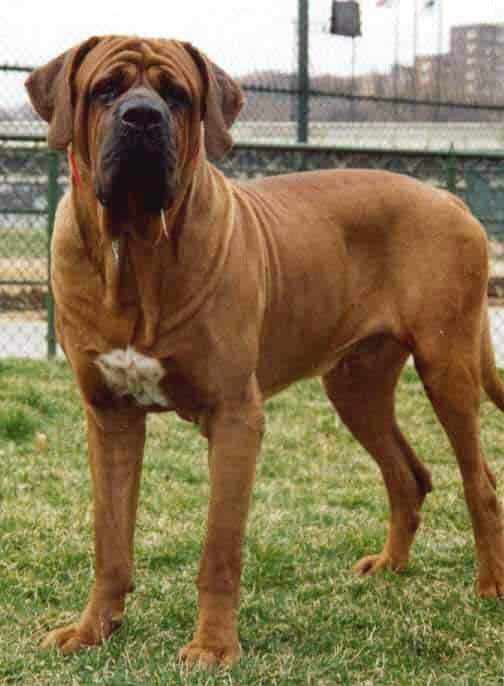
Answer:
75, 36, 202, 93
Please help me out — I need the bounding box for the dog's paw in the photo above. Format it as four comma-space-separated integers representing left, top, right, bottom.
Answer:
178, 638, 241, 668
41, 624, 98, 655
353, 553, 406, 576
478, 574, 504, 598
41, 613, 123, 655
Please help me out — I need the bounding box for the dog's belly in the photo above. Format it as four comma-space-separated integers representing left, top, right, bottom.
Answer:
95, 347, 174, 408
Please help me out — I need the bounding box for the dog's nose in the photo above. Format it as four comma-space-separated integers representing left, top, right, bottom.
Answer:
119, 99, 163, 130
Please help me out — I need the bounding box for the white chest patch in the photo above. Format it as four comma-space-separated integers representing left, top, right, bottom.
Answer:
95, 347, 172, 408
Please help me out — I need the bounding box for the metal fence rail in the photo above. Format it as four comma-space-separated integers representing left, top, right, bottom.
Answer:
2, 63, 504, 147
2, 138, 504, 359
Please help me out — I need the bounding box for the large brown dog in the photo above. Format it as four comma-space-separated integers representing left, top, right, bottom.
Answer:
26, 36, 504, 667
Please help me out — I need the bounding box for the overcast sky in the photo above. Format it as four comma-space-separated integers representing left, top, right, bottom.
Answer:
2, 0, 504, 105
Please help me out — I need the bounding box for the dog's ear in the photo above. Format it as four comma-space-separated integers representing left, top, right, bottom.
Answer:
183, 43, 244, 161
25, 37, 101, 151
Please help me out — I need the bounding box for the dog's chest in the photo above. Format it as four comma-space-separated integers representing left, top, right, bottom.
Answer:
95, 347, 173, 408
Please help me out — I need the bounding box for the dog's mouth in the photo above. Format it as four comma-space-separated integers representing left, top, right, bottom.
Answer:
94, 93, 177, 219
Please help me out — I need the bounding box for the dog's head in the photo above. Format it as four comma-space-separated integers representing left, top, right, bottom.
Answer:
26, 36, 243, 218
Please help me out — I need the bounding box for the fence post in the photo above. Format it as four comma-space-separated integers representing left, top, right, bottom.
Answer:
46, 151, 59, 359
446, 143, 456, 195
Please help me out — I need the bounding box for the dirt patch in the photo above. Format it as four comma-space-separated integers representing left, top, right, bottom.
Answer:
0, 288, 46, 313
0, 310, 46, 321
0, 258, 47, 281
0, 258, 48, 313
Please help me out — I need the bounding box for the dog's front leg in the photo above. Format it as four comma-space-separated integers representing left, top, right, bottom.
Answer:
42, 405, 146, 654
179, 384, 264, 668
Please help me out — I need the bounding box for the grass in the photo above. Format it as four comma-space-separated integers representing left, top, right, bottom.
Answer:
0, 359, 503, 685
0, 227, 47, 260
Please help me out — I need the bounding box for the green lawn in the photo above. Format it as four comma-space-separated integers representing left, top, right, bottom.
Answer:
0, 359, 503, 685
0, 227, 47, 260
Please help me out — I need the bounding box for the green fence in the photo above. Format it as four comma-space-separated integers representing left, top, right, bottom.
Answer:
2, 138, 504, 359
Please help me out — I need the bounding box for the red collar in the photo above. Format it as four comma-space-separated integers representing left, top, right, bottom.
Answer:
67, 149, 84, 192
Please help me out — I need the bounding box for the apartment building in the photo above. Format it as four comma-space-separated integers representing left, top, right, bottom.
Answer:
415, 53, 452, 99
412, 24, 504, 103
449, 23, 504, 101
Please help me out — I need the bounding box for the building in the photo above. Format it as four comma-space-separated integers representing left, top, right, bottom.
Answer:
450, 23, 504, 102
415, 54, 452, 100
408, 23, 504, 109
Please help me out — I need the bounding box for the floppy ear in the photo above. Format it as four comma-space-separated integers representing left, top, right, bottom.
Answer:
183, 43, 244, 161
25, 37, 101, 151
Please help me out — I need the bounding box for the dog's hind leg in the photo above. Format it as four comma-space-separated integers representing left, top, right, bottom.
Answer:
414, 334, 504, 597
323, 337, 432, 576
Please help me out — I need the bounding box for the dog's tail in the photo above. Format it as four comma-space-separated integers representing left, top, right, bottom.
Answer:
481, 307, 504, 411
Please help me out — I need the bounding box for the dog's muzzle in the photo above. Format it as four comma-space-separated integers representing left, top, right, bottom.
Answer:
118, 97, 164, 131
95, 91, 177, 217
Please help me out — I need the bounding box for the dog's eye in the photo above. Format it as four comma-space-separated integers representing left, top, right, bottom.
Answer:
160, 84, 191, 110
91, 81, 121, 107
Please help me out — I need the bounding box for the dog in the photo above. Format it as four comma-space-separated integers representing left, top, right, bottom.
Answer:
26, 36, 504, 667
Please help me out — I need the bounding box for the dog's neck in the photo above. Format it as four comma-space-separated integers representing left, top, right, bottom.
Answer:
71, 148, 235, 348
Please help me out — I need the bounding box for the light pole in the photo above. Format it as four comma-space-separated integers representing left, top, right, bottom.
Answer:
393, 0, 400, 119
413, 0, 418, 116
435, 0, 444, 121
297, 0, 309, 143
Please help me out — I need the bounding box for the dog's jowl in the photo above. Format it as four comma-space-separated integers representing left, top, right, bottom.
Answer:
26, 35, 504, 667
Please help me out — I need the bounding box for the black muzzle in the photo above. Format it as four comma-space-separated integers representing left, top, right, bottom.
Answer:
95, 90, 177, 216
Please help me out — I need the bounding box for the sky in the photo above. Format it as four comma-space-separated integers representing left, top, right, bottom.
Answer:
2, 0, 504, 105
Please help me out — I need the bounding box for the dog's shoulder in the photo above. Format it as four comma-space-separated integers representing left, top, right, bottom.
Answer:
52, 190, 79, 256
51, 190, 101, 301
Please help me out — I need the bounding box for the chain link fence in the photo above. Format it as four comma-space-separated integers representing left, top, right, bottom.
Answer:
2, 139, 504, 359
0, 140, 61, 358
2, 2, 504, 359
2, 3, 504, 143
3, 66, 504, 147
